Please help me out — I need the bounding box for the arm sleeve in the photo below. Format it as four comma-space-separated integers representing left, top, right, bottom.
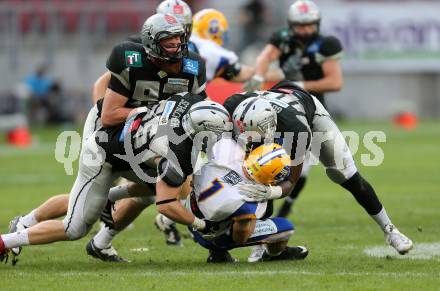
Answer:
319, 36, 343, 60
106, 42, 132, 97
269, 29, 285, 49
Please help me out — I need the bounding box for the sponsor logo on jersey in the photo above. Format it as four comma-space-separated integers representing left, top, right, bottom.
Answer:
125, 51, 142, 67
182, 58, 199, 75
222, 170, 243, 186
167, 78, 189, 87
159, 100, 176, 125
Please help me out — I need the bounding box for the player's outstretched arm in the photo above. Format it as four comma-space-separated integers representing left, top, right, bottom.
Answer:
244, 44, 281, 91
303, 59, 343, 93
230, 64, 255, 83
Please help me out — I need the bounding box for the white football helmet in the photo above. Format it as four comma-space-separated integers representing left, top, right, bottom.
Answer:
232, 96, 277, 141
182, 101, 232, 139
156, 0, 193, 39
141, 13, 187, 62
288, 0, 321, 25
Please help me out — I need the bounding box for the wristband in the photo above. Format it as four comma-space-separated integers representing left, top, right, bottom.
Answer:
269, 185, 283, 200
252, 75, 265, 83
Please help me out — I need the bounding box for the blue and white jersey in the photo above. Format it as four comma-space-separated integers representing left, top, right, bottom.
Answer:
190, 138, 267, 223
189, 35, 239, 81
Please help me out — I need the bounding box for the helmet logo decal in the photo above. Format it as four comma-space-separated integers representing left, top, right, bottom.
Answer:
173, 4, 184, 15
209, 19, 220, 34
298, 3, 309, 14
164, 15, 178, 24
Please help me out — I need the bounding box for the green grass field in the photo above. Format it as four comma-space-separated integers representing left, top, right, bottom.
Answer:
0, 121, 439, 290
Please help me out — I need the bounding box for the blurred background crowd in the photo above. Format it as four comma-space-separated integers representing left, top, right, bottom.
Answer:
0, 0, 439, 129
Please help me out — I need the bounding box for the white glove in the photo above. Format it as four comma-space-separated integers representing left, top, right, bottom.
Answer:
238, 184, 283, 202
243, 75, 264, 91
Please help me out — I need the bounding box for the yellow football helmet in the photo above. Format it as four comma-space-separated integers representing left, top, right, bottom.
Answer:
243, 143, 291, 185
192, 8, 229, 46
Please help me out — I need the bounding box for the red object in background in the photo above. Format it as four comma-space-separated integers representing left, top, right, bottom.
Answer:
393, 112, 418, 130
7, 127, 32, 148
206, 79, 276, 104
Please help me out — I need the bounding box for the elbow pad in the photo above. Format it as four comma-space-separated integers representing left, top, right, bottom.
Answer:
157, 158, 185, 187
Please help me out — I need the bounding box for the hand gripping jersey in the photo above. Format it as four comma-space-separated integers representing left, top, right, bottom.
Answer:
269, 29, 343, 106
105, 41, 207, 109
97, 92, 205, 180
189, 35, 241, 81
224, 88, 315, 162
190, 138, 268, 232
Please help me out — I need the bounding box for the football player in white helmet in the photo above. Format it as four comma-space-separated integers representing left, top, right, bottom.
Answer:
224, 81, 413, 261
0, 93, 231, 265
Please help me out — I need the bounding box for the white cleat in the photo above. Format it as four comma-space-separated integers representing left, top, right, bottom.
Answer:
384, 224, 413, 255
248, 244, 266, 263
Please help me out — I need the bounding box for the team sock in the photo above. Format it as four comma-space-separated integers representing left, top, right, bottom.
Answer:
93, 225, 119, 249
371, 207, 392, 231
20, 210, 38, 228
108, 184, 130, 203
1, 229, 30, 249
161, 214, 175, 227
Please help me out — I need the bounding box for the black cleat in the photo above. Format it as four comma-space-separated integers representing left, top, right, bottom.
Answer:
154, 214, 182, 246
86, 239, 129, 263
207, 250, 238, 263
262, 246, 308, 261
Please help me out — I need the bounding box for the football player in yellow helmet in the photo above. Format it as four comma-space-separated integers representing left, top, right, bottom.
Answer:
244, 143, 291, 186
193, 8, 229, 46
189, 8, 258, 82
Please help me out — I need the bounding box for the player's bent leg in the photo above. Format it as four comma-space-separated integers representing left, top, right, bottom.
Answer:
87, 192, 155, 262
311, 97, 413, 254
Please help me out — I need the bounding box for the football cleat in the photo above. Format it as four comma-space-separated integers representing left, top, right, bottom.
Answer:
261, 246, 309, 262
8, 216, 23, 266
207, 249, 237, 263
248, 244, 266, 263
154, 214, 182, 246
86, 239, 129, 263
384, 224, 413, 255
0, 236, 9, 264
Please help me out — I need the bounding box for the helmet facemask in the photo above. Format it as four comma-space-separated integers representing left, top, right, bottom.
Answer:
152, 32, 188, 63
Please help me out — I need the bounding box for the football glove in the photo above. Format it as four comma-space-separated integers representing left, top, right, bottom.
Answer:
238, 184, 283, 202
243, 75, 264, 91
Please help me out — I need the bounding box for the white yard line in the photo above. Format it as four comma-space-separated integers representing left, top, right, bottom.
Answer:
364, 242, 440, 260
12, 270, 437, 278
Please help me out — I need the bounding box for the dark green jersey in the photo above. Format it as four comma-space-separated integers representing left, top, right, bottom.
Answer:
269, 28, 343, 106
105, 41, 207, 109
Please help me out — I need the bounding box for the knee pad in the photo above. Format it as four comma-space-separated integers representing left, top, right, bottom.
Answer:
63, 218, 92, 241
